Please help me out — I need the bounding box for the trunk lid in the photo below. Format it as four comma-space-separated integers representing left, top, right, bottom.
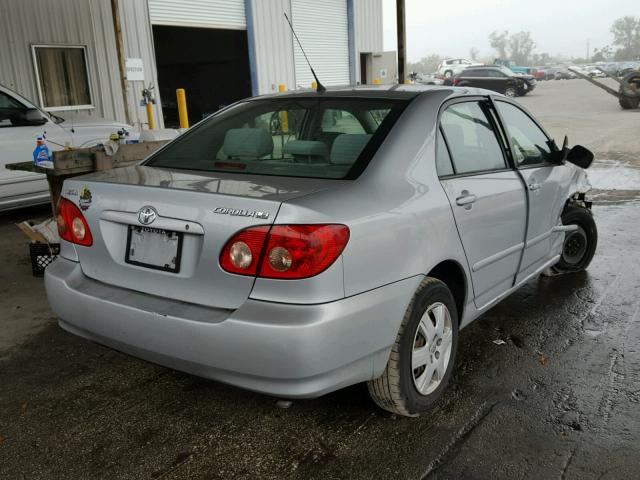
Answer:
63, 165, 341, 309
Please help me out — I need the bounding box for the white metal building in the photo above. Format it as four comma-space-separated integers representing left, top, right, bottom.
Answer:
0, 0, 384, 129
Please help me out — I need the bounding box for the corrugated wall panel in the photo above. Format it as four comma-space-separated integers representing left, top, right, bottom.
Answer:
0, 0, 125, 122
291, 0, 350, 88
119, 0, 164, 129
148, 0, 246, 30
249, 0, 295, 94
353, 0, 383, 84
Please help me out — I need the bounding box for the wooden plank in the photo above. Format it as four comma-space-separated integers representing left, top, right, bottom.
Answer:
16, 221, 48, 244
94, 141, 168, 171
5, 161, 38, 172
51, 149, 96, 174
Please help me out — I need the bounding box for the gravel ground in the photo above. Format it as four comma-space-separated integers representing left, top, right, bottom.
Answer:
1, 79, 639, 479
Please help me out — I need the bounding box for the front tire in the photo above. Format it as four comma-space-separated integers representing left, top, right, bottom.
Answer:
553, 205, 598, 273
505, 86, 517, 97
368, 278, 459, 417
444, 70, 454, 79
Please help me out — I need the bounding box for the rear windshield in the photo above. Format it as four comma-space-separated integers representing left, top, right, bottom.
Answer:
145, 97, 408, 179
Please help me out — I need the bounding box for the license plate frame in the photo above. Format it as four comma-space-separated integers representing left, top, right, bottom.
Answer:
125, 225, 184, 273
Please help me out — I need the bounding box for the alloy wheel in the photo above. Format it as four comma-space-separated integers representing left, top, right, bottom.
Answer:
411, 302, 453, 395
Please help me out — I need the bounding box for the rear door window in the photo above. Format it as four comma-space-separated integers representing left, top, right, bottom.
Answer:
146, 98, 407, 179
488, 70, 506, 78
440, 101, 507, 174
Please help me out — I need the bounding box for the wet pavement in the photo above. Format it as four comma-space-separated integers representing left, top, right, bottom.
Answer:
1, 79, 639, 479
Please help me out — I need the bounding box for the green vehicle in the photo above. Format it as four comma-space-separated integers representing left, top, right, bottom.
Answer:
494, 59, 531, 75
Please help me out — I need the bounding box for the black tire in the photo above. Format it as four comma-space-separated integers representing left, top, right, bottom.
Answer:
618, 71, 640, 110
505, 86, 518, 97
444, 70, 454, 79
619, 96, 639, 110
553, 205, 598, 273
367, 277, 459, 417
618, 72, 640, 109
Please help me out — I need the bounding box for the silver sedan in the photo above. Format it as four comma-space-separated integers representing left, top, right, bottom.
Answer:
45, 86, 597, 416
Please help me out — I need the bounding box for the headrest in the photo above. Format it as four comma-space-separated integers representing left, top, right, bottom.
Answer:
330, 134, 372, 165
222, 128, 273, 158
283, 140, 328, 159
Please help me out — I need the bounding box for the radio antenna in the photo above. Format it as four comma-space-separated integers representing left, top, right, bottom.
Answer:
283, 12, 326, 93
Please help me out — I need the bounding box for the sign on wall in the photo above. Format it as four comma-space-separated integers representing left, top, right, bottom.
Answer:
125, 58, 145, 81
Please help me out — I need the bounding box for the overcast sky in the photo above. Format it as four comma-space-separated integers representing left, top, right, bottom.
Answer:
382, 0, 638, 61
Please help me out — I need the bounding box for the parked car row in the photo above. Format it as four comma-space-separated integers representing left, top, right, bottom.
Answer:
536, 61, 640, 81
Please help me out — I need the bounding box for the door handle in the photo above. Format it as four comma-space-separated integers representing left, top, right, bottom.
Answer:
456, 193, 477, 206
528, 182, 541, 191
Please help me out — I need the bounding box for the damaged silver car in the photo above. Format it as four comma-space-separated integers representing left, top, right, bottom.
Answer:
45, 86, 596, 416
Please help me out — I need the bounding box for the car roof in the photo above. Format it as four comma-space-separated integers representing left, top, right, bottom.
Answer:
251, 84, 457, 101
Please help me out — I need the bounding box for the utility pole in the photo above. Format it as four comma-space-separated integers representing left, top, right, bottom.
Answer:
586, 39, 590, 62
110, 0, 131, 125
396, 0, 406, 84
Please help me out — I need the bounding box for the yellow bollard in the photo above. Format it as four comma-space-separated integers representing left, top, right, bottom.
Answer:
373, 78, 381, 85
176, 88, 189, 129
277, 84, 288, 133
146, 102, 155, 130
311, 81, 317, 90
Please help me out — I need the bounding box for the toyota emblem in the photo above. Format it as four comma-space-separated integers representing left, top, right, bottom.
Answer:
138, 206, 158, 225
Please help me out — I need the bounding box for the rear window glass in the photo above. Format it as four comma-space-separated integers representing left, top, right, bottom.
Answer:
145, 98, 407, 179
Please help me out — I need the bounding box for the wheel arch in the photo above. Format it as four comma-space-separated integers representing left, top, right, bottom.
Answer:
426, 260, 468, 323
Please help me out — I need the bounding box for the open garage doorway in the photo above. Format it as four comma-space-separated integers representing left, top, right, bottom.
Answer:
152, 25, 252, 128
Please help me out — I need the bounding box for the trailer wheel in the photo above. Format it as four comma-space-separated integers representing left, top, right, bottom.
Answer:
618, 72, 640, 110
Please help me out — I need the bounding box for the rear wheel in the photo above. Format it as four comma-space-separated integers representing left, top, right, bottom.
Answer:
553, 205, 598, 273
367, 277, 459, 417
444, 70, 454, 79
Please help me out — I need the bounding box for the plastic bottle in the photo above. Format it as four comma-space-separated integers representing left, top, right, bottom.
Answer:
32, 136, 53, 169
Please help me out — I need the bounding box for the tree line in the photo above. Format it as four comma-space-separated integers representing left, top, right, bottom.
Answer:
407, 16, 640, 74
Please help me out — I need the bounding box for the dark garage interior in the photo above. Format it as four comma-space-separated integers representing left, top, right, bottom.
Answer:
152, 25, 252, 128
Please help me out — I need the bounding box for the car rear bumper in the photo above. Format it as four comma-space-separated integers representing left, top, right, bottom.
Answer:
45, 257, 421, 398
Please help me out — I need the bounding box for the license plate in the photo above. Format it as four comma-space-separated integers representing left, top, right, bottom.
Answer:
125, 225, 183, 273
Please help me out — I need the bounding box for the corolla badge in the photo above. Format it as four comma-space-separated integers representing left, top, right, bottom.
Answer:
138, 206, 158, 225
213, 207, 270, 219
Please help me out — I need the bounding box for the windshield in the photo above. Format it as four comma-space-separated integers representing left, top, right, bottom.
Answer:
146, 97, 408, 180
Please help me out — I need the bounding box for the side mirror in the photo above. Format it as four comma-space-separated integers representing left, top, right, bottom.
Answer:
566, 145, 594, 169
548, 135, 569, 165
20, 108, 48, 126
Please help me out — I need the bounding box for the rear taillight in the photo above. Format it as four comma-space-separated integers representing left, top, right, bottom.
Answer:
57, 197, 93, 246
220, 224, 349, 280
453, 79, 461, 86
219, 226, 269, 275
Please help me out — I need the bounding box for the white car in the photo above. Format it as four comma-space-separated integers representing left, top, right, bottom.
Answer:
437, 58, 484, 79
0, 84, 131, 212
